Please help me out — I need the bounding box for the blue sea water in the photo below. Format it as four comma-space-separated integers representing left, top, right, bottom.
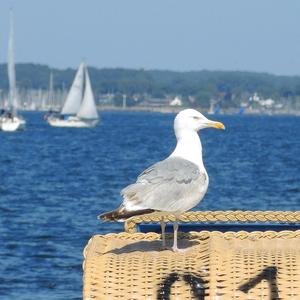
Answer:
0, 111, 300, 299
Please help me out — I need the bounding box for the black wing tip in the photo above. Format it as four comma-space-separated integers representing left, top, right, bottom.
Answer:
98, 208, 156, 222
98, 211, 116, 221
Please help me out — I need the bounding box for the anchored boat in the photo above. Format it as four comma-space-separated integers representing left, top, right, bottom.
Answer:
47, 62, 99, 128
0, 10, 26, 132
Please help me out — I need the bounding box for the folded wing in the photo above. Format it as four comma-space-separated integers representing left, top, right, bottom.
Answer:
122, 156, 207, 212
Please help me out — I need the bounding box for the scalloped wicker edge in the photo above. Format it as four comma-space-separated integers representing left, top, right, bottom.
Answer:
83, 229, 300, 259
124, 210, 300, 233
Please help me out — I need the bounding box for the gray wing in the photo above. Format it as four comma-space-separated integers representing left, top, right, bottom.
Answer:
121, 157, 208, 212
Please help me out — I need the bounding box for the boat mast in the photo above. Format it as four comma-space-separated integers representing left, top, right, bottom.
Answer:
48, 71, 54, 110
7, 9, 17, 115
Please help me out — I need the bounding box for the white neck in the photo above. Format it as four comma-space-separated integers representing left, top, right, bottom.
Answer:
169, 129, 206, 172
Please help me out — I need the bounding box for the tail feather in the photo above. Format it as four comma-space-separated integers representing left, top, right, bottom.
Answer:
98, 206, 155, 221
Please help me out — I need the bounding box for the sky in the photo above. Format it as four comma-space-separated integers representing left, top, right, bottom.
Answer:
0, 0, 300, 75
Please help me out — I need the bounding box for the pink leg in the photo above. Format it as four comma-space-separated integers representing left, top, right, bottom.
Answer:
172, 221, 188, 252
172, 221, 179, 252
160, 218, 167, 249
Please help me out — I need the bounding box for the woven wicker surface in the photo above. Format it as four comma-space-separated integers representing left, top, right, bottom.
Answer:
125, 211, 300, 233
83, 230, 300, 299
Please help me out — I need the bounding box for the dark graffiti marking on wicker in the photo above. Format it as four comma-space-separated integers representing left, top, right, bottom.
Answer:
157, 267, 278, 299
157, 272, 207, 300
239, 266, 278, 299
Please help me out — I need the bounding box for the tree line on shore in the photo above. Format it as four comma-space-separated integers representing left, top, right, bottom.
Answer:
0, 63, 300, 109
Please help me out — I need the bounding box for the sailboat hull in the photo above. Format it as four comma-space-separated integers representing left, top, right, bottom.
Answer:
0, 116, 25, 132
47, 116, 98, 128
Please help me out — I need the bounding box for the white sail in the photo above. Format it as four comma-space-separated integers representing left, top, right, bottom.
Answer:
77, 67, 98, 120
61, 62, 84, 115
7, 10, 17, 114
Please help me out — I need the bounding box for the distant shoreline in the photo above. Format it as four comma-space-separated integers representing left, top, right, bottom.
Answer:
98, 105, 183, 114
98, 105, 300, 116
23, 105, 300, 116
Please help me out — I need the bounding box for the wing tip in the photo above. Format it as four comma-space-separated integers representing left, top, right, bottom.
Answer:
98, 208, 156, 222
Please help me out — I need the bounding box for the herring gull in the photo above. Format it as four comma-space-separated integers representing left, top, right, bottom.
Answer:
99, 109, 225, 252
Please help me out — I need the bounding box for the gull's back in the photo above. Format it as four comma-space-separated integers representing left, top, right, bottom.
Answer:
122, 156, 208, 212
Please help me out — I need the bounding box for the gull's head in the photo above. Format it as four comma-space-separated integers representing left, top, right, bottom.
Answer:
174, 109, 225, 136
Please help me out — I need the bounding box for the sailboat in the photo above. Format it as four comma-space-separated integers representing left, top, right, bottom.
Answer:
47, 62, 99, 128
0, 10, 26, 132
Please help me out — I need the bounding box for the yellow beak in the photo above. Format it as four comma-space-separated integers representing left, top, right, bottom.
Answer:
208, 121, 225, 130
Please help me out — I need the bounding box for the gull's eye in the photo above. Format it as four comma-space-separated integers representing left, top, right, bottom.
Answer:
192, 116, 199, 120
